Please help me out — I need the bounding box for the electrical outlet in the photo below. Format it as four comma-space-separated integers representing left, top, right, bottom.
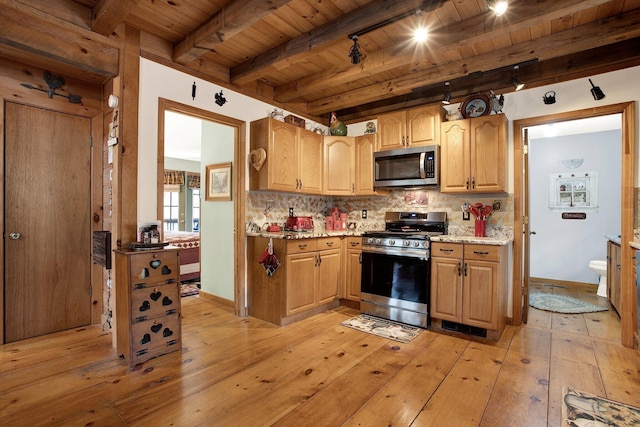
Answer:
361, 209, 367, 219
288, 207, 294, 217
463, 211, 470, 221
492, 200, 501, 211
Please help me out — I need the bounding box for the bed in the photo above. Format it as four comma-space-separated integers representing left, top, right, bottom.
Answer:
164, 230, 200, 283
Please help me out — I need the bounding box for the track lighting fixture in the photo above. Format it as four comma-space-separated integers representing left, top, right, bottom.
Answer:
20, 71, 83, 104
192, 82, 196, 100
215, 90, 226, 106
349, 35, 361, 65
442, 82, 451, 104
589, 79, 605, 100
512, 66, 524, 91
487, 0, 508, 16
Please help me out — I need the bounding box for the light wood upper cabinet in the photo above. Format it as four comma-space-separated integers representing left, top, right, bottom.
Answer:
323, 136, 355, 195
440, 114, 507, 193
355, 133, 376, 195
250, 118, 323, 194
377, 104, 444, 151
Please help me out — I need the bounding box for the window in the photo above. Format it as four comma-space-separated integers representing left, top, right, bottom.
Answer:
164, 190, 179, 231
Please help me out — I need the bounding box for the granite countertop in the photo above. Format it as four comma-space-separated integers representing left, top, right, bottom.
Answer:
605, 234, 621, 245
246, 230, 362, 239
630, 241, 640, 250
430, 235, 512, 246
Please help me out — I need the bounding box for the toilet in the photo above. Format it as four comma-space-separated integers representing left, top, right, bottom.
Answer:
589, 260, 607, 297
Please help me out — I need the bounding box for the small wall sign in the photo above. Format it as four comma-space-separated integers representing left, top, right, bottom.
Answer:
562, 212, 587, 220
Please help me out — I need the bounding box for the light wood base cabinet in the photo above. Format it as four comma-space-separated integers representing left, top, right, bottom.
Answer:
607, 241, 621, 313
115, 248, 182, 368
343, 237, 363, 302
248, 236, 341, 326
430, 242, 507, 340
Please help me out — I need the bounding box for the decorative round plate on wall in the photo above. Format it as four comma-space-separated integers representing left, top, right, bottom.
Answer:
460, 94, 490, 118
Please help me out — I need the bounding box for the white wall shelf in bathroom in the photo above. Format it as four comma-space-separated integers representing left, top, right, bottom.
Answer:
548, 171, 598, 212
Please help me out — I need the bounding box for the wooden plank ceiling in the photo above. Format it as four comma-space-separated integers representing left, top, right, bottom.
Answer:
2, 0, 640, 123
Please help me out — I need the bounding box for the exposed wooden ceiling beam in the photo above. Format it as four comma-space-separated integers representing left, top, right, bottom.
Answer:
173, 0, 293, 65
0, 0, 119, 80
275, 0, 613, 103
92, 0, 143, 36
230, 0, 445, 86
307, 7, 640, 115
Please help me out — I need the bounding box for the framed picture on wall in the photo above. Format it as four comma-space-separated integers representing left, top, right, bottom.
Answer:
205, 162, 232, 201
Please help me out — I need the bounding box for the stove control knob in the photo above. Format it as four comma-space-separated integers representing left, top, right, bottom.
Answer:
367, 238, 374, 244
375, 239, 381, 245
413, 241, 420, 247
389, 239, 396, 246
404, 240, 411, 246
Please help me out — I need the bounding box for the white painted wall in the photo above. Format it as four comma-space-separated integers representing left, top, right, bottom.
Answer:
529, 130, 622, 283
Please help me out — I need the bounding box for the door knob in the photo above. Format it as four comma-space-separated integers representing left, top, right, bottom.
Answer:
9, 232, 21, 240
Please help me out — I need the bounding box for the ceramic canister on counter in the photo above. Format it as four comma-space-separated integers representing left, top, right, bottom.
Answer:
340, 213, 348, 230
325, 216, 334, 230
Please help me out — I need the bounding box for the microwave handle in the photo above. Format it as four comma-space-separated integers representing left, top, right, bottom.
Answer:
419, 152, 426, 179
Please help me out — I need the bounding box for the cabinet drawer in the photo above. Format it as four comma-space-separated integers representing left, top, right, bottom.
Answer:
129, 251, 179, 287
345, 237, 362, 249
131, 314, 181, 365
317, 237, 341, 250
287, 239, 318, 254
131, 283, 180, 322
432, 242, 462, 259
464, 244, 500, 261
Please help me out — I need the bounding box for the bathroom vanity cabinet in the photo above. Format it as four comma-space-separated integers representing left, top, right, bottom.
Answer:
607, 241, 621, 314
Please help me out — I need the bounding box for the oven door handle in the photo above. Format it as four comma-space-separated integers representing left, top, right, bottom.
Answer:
362, 246, 429, 259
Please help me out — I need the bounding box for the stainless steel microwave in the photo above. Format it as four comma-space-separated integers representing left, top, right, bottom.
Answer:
373, 145, 439, 188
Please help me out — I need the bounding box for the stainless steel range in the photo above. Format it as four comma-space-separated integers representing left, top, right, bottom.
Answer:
360, 211, 447, 328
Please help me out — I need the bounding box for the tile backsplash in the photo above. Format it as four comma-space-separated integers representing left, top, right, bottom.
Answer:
246, 189, 514, 239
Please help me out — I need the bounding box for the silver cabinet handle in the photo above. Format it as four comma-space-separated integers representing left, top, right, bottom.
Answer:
9, 232, 21, 240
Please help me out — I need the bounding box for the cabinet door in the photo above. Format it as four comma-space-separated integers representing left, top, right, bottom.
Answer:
323, 136, 355, 195
406, 104, 441, 147
608, 243, 621, 312
345, 238, 362, 301
440, 119, 471, 193
430, 256, 463, 322
377, 110, 405, 151
355, 134, 376, 195
471, 114, 506, 192
298, 130, 323, 194
268, 121, 299, 192
317, 248, 342, 305
286, 253, 317, 315
462, 260, 499, 329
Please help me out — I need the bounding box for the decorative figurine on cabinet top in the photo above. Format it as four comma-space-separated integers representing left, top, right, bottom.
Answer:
329, 112, 348, 136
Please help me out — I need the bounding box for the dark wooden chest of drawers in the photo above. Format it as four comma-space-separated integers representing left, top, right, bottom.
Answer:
115, 248, 181, 367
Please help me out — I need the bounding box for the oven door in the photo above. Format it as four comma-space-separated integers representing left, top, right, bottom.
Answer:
360, 250, 430, 327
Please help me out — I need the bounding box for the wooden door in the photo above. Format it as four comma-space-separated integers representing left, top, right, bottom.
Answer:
323, 136, 355, 195
463, 260, 499, 329
440, 119, 470, 193
268, 120, 298, 192
4, 102, 91, 342
406, 104, 440, 147
355, 134, 375, 195
430, 256, 463, 322
298, 130, 323, 194
376, 110, 405, 151
471, 114, 506, 192
317, 248, 341, 305
285, 253, 317, 315
344, 238, 362, 301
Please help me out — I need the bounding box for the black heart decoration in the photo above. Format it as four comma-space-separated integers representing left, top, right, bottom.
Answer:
163, 328, 173, 337
140, 334, 151, 344
161, 265, 172, 275
150, 291, 161, 301
151, 323, 163, 333
162, 296, 173, 306
139, 301, 150, 312
138, 268, 149, 279
149, 260, 161, 269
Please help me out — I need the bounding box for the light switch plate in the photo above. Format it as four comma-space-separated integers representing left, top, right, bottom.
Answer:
362, 210, 367, 219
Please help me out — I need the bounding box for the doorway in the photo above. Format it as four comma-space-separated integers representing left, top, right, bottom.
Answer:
4, 102, 92, 342
513, 102, 636, 348
157, 99, 247, 316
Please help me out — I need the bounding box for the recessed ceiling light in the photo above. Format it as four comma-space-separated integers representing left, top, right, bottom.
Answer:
413, 27, 428, 43
488, 0, 508, 16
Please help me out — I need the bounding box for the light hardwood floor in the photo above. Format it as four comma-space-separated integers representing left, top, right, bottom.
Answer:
2, 282, 639, 427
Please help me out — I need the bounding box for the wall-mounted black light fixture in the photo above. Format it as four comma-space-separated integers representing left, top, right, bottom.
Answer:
543, 91, 556, 105
20, 71, 83, 104
589, 79, 605, 100
215, 90, 226, 106
192, 82, 197, 100
512, 65, 525, 91
348, 35, 361, 65
442, 82, 451, 104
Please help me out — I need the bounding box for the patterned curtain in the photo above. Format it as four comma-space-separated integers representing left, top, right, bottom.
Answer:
164, 170, 184, 185
188, 173, 201, 189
